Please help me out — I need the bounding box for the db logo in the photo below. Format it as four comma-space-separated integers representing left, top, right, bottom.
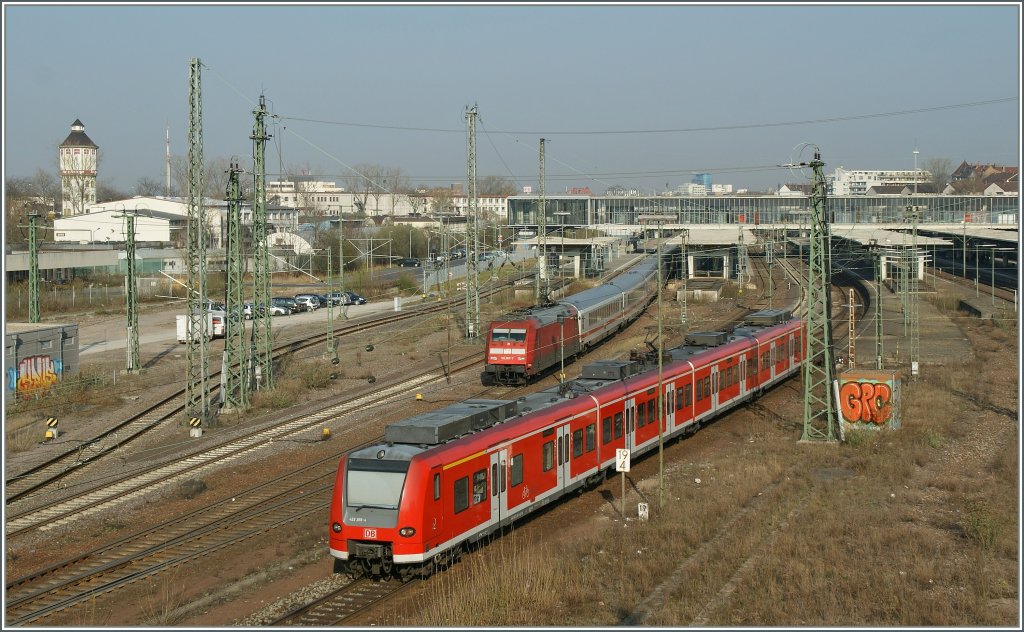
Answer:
363, 528, 377, 539
840, 381, 894, 425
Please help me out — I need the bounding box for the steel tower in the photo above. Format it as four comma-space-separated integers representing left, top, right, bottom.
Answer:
250, 95, 273, 389
222, 161, 248, 409
124, 213, 139, 373
186, 57, 211, 422
536, 138, 548, 304
28, 213, 40, 323
464, 105, 480, 339
800, 150, 838, 442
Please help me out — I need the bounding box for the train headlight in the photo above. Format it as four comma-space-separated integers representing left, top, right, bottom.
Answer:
332, 522, 342, 533
399, 527, 416, 537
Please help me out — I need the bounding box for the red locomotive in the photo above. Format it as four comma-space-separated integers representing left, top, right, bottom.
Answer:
330, 309, 803, 580
482, 255, 661, 385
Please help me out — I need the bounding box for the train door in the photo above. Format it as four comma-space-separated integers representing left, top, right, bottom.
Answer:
739, 356, 747, 398
711, 367, 720, 410
624, 398, 635, 451
663, 382, 675, 431
489, 449, 508, 526
556, 424, 571, 489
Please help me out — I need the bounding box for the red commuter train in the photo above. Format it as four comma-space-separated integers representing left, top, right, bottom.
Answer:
481, 255, 662, 386
329, 309, 803, 580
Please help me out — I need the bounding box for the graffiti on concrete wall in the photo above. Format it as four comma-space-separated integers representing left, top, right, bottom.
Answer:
838, 371, 901, 429
7, 355, 63, 396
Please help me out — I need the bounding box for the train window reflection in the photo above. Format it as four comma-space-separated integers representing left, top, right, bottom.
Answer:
454, 477, 469, 513
347, 465, 408, 509
491, 328, 527, 342
511, 453, 524, 486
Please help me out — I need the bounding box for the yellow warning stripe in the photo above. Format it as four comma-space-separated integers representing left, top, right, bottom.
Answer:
442, 450, 485, 470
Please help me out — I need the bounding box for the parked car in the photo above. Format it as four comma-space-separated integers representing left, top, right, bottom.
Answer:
244, 301, 290, 318
342, 291, 367, 305
397, 258, 422, 267
315, 293, 339, 307
294, 294, 321, 311
273, 296, 301, 312
325, 291, 349, 306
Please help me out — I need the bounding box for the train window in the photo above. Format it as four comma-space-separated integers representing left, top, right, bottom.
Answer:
614, 413, 623, 439
454, 477, 470, 514
434, 473, 441, 500
637, 402, 646, 427
602, 416, 612, 444
667, 390, 674, 413
647, 399, 655, 423
704, 376, 712, 396
543, 441, 555, 472
491, 464, 498, 496
491, 328, 527, 342
563, 435, 569, 463
684, 384, 692, 406
557, 436, 563, 466
511, 454, 524, 486
586, 423, 596, 452
473, 470, 487, 504
501, 461, 507, 492
676, 387, 684, 409
696, 379, 703, 401
573, 429, 583, 457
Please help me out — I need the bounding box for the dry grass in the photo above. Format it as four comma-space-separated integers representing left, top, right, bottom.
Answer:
138, 566, 191, 626
413, 362, 1018, 626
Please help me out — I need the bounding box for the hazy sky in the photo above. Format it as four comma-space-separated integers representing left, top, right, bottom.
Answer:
3, 2, 1020, 195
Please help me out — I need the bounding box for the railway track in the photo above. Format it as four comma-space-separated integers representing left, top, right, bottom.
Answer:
1, 266, 736, 624
4, 275, 540, 510
4, 349, 484, 538
268, 578, 411, 626
6, 257, 845, 626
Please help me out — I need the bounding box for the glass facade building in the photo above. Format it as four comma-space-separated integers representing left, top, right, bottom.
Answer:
507, 195, 1019, 232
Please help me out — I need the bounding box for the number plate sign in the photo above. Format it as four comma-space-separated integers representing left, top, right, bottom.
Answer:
616, 448, 630, 472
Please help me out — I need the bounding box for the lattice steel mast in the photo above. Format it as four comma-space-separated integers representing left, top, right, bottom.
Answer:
907, 203, 921, 378
28, 212, 40, 323
186, 57, 211, 422
875, 252, 884, 369
124, 213, 139, 373
222, 161, 248, 409
250, 95, 273, 389
800, 150, 837, 442
464, 105, 480, 339
536, 138, 548, 304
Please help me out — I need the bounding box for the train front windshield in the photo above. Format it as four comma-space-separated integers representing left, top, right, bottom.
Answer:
346, 458, 409, 509
491, 328, 527, 342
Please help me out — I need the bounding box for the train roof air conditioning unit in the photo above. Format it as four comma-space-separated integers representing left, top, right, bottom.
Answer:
685, 331, 729, 347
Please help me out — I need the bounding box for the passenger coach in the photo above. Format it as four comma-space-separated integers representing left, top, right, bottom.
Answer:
330, 309, 802, 580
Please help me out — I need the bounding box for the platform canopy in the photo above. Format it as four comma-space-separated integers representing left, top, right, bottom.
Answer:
829, 226, 950, 247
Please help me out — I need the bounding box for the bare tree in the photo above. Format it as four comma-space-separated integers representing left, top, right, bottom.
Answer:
5, 176, 34, 243
479, 175, 516, 196
29, 168, 60, 205
96, 180, 129, 203
343, 163, 380, 217
170, 155, 234, 199
134, 176, 164, 197
427, 187, 455, 215
923, 157, 952, 192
